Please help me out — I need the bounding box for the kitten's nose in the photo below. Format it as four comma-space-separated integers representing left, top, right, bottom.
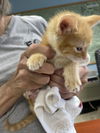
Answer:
83, 56, 87, 60
82, 53, 89, 60
83, 55, 87, 60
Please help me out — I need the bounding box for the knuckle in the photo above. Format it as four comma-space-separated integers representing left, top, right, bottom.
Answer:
19, 59, 26, 66
45, 76, 50, 84
20, 52, 25, 59
49, 63, 55, 71
19, 69, 28, 77
19, 60, 24, 66
45, 46, 50, 53
42, 76, 50, 84
46, 47, 52, 57
45, 63, 55, 74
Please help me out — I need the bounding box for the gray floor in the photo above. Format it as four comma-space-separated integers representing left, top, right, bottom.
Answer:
75, 107, 100, 123
76, 79, 100, 123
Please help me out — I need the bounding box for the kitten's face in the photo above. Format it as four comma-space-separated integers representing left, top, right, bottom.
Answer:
47, 12, 100, 63
58, 33, 91, 63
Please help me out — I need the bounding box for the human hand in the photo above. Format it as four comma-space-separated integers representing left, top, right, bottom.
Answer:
7, 44, 55, 96
49, 66, 88, 99
79, 66, 88, 84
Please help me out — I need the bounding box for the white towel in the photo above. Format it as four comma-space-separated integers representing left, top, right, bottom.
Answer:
34, 86, 82, 133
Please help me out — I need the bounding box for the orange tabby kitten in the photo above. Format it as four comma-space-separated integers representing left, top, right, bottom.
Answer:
4, 11, 100, 131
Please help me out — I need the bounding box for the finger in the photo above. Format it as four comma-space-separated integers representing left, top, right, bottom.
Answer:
27, 82, 43, 92
49, 81, 65, 90
18, 56, 28, 70
29, 84, 43, 91
25, 44, 55, 59
50, 76, 69, 94
50, 74, 64, 86
35, 62, 54, 74
29, 71, 50, 85
79, 66, 88, 78
54, 69, 63, 76
81, 75, 88, 84
60, 92, 74, 99
49, 81, 74, 99
80, 66, 88, 84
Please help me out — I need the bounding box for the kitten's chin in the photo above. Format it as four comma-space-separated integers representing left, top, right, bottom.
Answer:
79, 54, 90, 66
66, 55, 80, 63
79, 56, 90, 66
66, 54, 90, 66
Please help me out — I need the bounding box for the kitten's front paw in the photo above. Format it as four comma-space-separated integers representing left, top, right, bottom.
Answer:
27, 53, 47, 71
65, 79, 81, 93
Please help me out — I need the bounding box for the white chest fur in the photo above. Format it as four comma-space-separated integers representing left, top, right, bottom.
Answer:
51, 55, 70, 69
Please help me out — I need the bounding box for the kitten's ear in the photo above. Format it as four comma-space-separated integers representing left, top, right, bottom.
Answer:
58, 15, 78, 35
84, 15, 100, 27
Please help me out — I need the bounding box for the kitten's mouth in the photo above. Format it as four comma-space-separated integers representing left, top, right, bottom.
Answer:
66, 55, 82, 62
66, 55, 90, 65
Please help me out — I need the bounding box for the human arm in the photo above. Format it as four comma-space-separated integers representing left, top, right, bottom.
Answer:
0, 44, 55, 117
0, 81, 20, 117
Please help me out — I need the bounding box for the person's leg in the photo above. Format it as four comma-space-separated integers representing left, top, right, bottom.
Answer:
0, 97, 45, 133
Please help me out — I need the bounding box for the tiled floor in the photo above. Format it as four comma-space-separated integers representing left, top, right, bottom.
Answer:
75, 119, 100, 133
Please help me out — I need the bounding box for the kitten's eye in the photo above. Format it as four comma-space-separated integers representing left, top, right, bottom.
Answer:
75, 47, 83, 52
77, 47, 82, 51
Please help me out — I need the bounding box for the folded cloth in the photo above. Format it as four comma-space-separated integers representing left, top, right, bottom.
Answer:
34, 86, 82, 133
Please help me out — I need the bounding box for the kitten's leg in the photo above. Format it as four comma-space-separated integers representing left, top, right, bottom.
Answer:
23, 91, 35, 112
23, 91, 36, 124
27, 53, 47, 71
63, 63, 82, 93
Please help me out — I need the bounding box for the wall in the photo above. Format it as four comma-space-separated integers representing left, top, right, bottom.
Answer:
10, 0, 100, 63
10, 0, 90, 13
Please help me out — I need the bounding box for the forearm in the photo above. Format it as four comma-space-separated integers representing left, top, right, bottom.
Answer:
0, 82, 21, 117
